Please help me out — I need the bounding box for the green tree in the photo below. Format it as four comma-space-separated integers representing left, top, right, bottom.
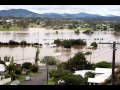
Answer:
40, 56, 57, 66
91, 42, 98, 48
30, 64, 39, 73
22, 62, 32, 70
95, 61, 111, 68
6, 64, 16, 73
15, 67, 22, 75
54, 39, 61, 47
84, 72, 95, 83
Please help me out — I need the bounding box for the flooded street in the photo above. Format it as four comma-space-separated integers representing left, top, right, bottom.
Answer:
0, 28, 120, 64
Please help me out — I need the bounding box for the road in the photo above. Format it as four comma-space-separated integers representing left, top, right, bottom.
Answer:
21, 70, 47, 85
21, 66, 56, 85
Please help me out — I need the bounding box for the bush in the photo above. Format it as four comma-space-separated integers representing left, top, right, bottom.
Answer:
9, 71, 19, 81
6, 64, 16, 73
4, 74, 11, 78
91, 42, 98, 48
22, 62, 32, 70
15, 68, 22, 75
40, 56, 57, 66
84, 72, 95, 83
30, 65, 39, 73
95, 61, 111, 68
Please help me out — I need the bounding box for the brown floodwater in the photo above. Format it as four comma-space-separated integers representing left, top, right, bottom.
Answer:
0, 28, 120, 64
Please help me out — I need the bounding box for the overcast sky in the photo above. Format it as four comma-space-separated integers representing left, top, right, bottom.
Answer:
0, 5, 120, 16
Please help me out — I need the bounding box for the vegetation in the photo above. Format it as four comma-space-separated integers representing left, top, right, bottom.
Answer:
30, 64, 39, 73
54, 39, 86, 49
57, 52, 94, 72
0, 40, 41, 47
102, 66, 120, 85
49, 69, 85, 85
83, 30, 94, 34
22, 62, 32, 70
40, 56, 57, 66
84, 72, 95, 83
95, 61, 112, 68
91, 42, 98, 48
74, 30, 80, 34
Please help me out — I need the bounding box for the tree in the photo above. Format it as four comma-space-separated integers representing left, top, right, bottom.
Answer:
114, 23, 120, 32
84, 72, 95, 83
10, 56, 14, 64
15, 68, 22, 75
91, 42, 98, 48
6, 64, 16, 73
40, 56, 57, 66
61, 74, 85, 85
16, 20, 29, 30
49, 69, 85, 85
22, 62, 32, 70
57, 52, 94, 72
30, 64, 39, 73
95, 61, 111, 68
54, 39, 61, 47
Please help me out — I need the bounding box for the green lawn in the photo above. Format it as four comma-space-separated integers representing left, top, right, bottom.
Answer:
48, 78, 55, 85
29, 23, 41, 28
0, 26, 21, 31
29, 72, 40, 77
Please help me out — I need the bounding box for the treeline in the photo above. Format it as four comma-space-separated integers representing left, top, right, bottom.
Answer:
54, 39, 86, 49
0, 40, 42, 47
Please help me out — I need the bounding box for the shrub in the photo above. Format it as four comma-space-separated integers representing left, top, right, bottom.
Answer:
30, 65, 39, 73
9, 71, 19, 81
95, 61, 111, 68
15, 68, 22, 75
91, 42, 98, 48
4, 74, 11, 78
22, 62, 32, 70
84, 72, 95, 83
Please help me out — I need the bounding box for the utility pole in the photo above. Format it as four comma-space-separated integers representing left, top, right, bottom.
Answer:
46, 56, 48, 85
99, 41, 120, 85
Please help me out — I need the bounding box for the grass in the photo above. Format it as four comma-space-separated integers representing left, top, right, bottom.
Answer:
0, 25, 21, 31
29, 23, 42, 28
29, 72, 40, 77
48, 77, 55, 85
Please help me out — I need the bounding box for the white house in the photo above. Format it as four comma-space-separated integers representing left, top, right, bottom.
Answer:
74, 68, 112, 85
0, 64, 6, 75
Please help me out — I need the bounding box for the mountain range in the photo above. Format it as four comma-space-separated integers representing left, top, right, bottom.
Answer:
0, 9, 119, 18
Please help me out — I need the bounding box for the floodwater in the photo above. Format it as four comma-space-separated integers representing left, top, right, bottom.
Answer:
0, 28, 120, 64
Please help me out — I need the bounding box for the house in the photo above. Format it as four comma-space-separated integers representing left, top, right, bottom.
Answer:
0, 64, 6, 75
74, 68, 112, 85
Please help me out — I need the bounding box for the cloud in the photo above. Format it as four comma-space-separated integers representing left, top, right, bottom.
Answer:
0, 5, 120, 16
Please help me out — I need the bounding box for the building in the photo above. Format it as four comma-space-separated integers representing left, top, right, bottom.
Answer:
74, 68, 112, 85
0, 64, 6, 75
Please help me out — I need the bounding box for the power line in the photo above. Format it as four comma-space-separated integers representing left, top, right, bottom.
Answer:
99, 42, 120, 85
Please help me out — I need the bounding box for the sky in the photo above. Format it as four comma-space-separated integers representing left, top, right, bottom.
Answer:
0, 5, 120, 16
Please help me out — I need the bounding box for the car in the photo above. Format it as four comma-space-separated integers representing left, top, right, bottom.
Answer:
10, 80, 21, 85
